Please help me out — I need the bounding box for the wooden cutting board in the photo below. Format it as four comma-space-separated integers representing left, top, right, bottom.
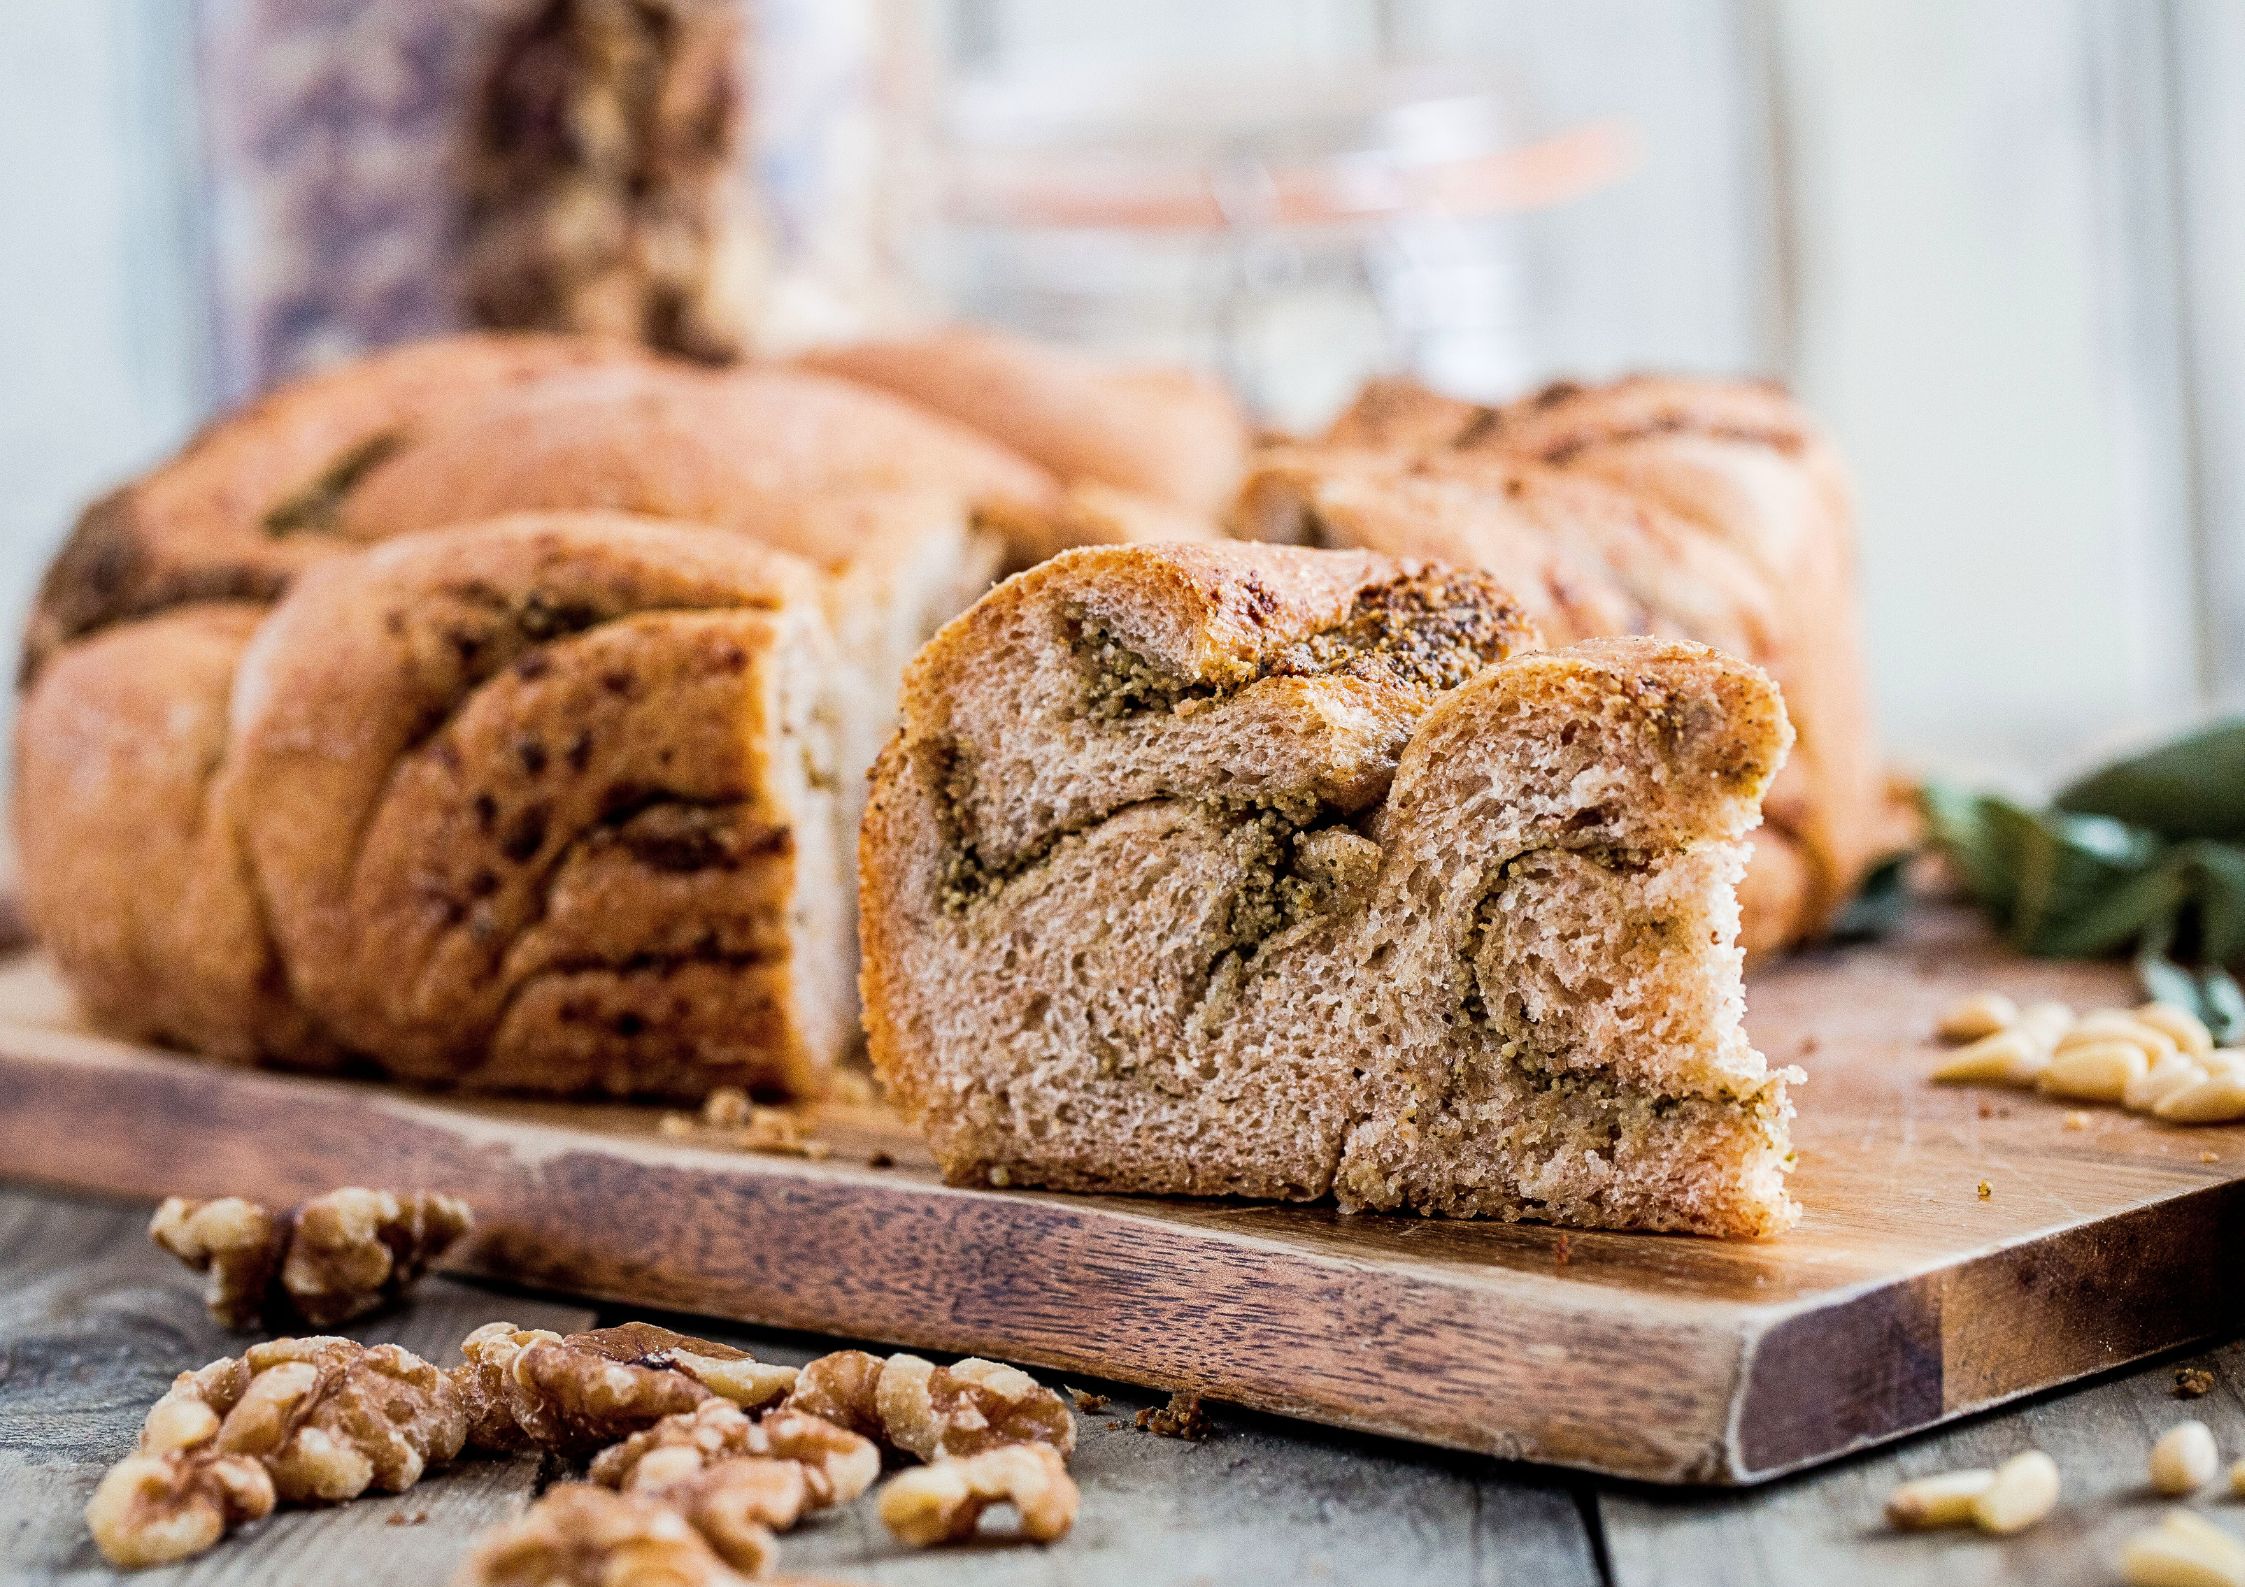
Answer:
3, 903, 2241, 1487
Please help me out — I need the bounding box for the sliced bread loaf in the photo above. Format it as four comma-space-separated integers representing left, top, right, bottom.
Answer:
860, 543, 1800, 1236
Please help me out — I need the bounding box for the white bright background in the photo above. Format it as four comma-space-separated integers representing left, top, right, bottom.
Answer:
3, 0, 2240, 788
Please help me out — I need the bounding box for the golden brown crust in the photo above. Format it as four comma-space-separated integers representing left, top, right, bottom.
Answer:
23, 515, 854, 1097
795, 328, 1251, 519
327, 363, 1058, 552
23, 334, 659, 678
1240, 372, 1880, 948
12, 602, 322, 1062
219, 514, 846, 1095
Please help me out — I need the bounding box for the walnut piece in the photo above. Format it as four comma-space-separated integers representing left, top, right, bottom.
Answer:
83, 1451, 274, 1569
149, 1188, 473, 1330
86, 1337, 466, 1568
590, 1400, 879, 1510
877, 1444, 1079, 1548
785, 1350, 1075, 1462
455, 1483, 758, 1587
456, 1321, 798, 1455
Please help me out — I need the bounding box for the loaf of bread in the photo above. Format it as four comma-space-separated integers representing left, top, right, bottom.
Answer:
15, 328, 1252, 1096
859, 544, 1800, 1236
19, 516, 853, 1093
1236, 374, 1880, 952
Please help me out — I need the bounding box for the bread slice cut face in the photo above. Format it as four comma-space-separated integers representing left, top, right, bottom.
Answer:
860, 543, 1801, 1237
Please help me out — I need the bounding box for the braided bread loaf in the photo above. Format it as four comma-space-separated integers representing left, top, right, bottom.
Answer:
16, 331, 1243, 1097
1235, 374, 1880, 952
858, 544, 1800, 1236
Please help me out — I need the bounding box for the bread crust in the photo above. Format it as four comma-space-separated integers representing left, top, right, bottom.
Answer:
19, 515, 855, 1098
1239, 372, 1879, 950
861, 545, 1798, 1236
13, 603, 327, 1063
15, 333, 1082, 1098
24, 334, 659, 679
795, 329, 1251, 520
326, 363, 1057, 551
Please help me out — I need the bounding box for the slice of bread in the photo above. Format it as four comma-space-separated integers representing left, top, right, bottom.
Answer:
860, 543, 1800, 1236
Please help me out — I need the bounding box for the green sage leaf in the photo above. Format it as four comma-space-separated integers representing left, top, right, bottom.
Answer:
2056, 717, 2245, 840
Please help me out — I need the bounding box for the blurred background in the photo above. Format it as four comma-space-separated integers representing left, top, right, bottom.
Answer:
1, 0, 2238, 783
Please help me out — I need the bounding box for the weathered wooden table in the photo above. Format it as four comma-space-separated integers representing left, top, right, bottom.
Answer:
1, 1181, 2236, 1585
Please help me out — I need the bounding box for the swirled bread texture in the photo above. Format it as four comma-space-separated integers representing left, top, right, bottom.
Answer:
859, 544, 1800, 1237
17, 331, 1151, 1095
1236, 374, 1880, 953
18, 516, 853, 1097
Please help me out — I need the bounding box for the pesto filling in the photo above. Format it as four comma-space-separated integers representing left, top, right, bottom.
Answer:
1077, 569, 1529, 722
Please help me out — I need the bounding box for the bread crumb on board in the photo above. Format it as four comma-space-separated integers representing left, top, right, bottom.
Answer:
1135, 1391, 1209, 1441
659, 1088, 833, 1160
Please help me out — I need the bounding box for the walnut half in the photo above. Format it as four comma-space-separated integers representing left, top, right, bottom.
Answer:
589, 1399, 879, 1510
783, 1350, 1076, 1462
455, 1321, 799, 1456
877, 1443, 1080, 1548
85, 1337, 467, 1568
149, 1188, 473, 1330
454, 1484, 758, 1587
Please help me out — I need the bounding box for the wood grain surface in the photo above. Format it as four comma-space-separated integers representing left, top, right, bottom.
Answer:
2, 906, 2240, 1486
12, 1174, 2245, 1587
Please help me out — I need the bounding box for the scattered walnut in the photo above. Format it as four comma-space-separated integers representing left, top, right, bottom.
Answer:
877, 1444, 1079, 1547
649, 1459, 798, 1575
146, 1198, 280, 1333
2177, 1367, 2217, 1399
592, 1400, 879, 1510
86, 1337, 465, 1567
1135, 1391, 1209, 1440
456, 1322, 797, 1455
456, 1483, 758, 1587
83, 1450, 274, 1569
785, 1350, 1076, 1461
574, 1323, 801, 1411
1068, 1388, 1109, 1414
782, 1350, 884, 1440
149, 1188, 472, 1330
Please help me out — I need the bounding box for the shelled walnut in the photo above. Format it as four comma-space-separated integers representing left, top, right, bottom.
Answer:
590, 1400, 879, 1510
85, 1337, 467, 1568
149, 1188, 473, 1330
454, 1483, 757, 1587
877, 1443, 1079, 1548
455, 1321, 798, 1454
783, 1349, 1076, 1461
